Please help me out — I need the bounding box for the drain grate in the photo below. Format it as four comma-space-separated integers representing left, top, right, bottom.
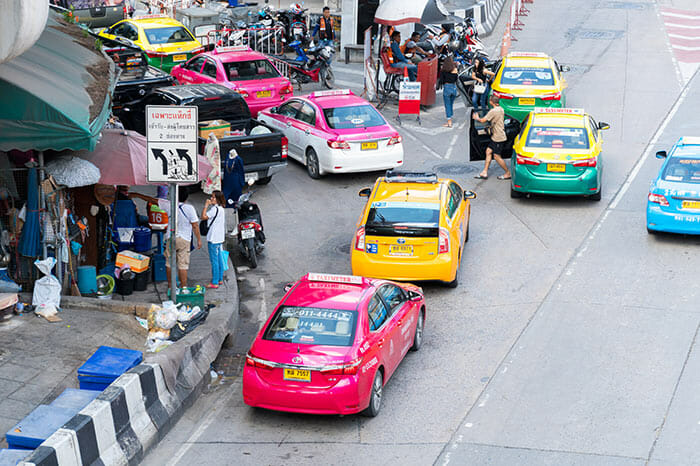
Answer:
597, 1, 649, 9
567, 29, 625, 40
433, 163, 478, 175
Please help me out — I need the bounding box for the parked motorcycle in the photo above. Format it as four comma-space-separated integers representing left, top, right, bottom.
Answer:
247, 5, 286, 53
216, 19, 249, 48
276, 3, 309, 45
276, 39, 335, 89
236, 189, 265, 269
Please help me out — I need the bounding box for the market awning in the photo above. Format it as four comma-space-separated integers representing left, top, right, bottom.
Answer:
0, 11, 116, 152
374, 0, 460, 25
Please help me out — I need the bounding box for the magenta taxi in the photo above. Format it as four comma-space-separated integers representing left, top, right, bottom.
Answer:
242, 273, 426, 416
170, 45, 293, 116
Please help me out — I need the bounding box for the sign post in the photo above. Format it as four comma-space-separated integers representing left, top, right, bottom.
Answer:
146, 105, 199, 295
398, 80, 421, 126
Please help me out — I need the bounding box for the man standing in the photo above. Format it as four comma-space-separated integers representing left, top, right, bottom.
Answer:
316, 7, 335, 48
472, 95, 511, 180
390, 31, 417, 81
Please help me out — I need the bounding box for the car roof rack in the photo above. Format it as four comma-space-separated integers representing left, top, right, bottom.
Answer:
384, 170, 438, 183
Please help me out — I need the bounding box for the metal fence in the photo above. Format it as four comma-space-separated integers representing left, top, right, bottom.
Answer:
204, 27, 286, 55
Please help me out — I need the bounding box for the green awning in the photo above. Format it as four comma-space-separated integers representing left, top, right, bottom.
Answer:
0, 12, 116, 152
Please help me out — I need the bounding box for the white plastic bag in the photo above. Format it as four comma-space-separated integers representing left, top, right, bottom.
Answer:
177, 305, 200, 322
32, 258, 61, 309
155, 301, 178, 329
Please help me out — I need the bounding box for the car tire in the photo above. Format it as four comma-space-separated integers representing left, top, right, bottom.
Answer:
256, 176, 272, 185
647, 226, 657, 235
306, 148, 321, 179
589, 189, 602, 201
410, 311, 425, 352
362, 369, 383, 417
510, 186, 524, 199
464, 222, 470, 243
445, 274, 459, 288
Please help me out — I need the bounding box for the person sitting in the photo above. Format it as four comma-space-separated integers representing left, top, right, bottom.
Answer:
390, 31, 417, 81
402, 32, 430, 64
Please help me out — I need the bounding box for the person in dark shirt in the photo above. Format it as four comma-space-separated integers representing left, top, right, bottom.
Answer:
390, 31, 417, 81
314, 7, 335, 48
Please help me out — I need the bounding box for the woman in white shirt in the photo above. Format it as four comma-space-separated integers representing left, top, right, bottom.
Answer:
201, 191, 227, 288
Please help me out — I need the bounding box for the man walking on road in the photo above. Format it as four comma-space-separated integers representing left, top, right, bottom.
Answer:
473, 95, 511, 180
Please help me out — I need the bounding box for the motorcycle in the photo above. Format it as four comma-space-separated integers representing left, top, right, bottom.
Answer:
247, 6, 286, 54
276, 3, 309, 45
236, 188, 265, 269
216, 19, 249, 48
454, 18, 488, 58
275, 39, 335, 89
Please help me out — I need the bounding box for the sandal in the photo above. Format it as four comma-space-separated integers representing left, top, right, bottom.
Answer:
206, 283, 219, 289
442, 122, 453, 128
497, 175, 512, 180
474, 174, 488, 179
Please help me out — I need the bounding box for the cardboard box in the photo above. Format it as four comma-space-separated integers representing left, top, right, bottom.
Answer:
115, 250, 150, 273
199, 120, 231, 139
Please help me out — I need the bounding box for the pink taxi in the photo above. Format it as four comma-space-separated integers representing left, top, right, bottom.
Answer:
170, 46, 293, 116
242, 273, 426, 416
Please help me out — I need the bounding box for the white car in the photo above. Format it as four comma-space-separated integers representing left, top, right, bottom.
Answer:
257, 90, 404, 179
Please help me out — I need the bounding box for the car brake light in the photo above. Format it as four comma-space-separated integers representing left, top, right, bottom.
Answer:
145, 51, 168, 58
354, 227, 365, 251
245, 353, 274, 369
438, 227, 449, 254
387, 134, 402, 146
541, 92, 561, 101
236, 89, 249, 98
516, 154, 540, 166
281, 136, 288, 158
320, 357, 363, 375
203, 96, 221, 101
573, 158, 596, 167
492, 90, 514, 100
648, 193, 669, 207
281, 83, 293, 94
328, 140, 351, 150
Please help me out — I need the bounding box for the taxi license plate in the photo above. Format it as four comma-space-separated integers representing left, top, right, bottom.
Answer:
173, 54, 187, 62
389, 245, 413, 256
256, 90, 272, 98
519, 97, 535, 105
681, 200, 700, 210
241, 228, 255, 240
361, 142, 378, 151
245, 172, 259, 183
547, 163, 566, 172
284, 368, 311, 382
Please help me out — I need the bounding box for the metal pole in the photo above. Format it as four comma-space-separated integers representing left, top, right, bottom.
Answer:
169, 183, 178, 296
38, 151, 48, 260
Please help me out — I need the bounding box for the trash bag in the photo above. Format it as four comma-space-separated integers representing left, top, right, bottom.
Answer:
32, 258, 61, 309
155, 301, 178, 330
169, 307, 210, 342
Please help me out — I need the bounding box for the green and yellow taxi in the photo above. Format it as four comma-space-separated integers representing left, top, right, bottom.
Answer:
510, 108, 610, 200
98, 16, 202, 72
491, 52, 569, 122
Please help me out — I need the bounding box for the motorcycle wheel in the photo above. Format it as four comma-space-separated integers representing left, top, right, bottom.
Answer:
321, 67, 334, 89
245, 237, 257, 269
291, 70, 303, 91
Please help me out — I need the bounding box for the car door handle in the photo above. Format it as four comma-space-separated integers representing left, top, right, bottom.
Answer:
240, 141, 254, 146
378, 339, 384, 348
286, 122, 292, 127
304, 129, 310, 135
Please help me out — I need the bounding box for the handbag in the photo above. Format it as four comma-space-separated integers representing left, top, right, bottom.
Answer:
199, 206, 219, 236
179, 204, 196, 251
473, 82, 487, 94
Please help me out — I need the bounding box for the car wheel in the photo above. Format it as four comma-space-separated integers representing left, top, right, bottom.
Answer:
647, 226, 657, 235
306, 148, 321, 179
410, 311, 424, 351
510, 186, 524, 199
362, 370, 383, 417
256, 176, 272, 185
589, 189, 602, 201
444, 274, 459, 288
464, 221, 470, 243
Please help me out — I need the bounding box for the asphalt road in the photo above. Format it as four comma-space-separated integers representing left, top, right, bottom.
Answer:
144, 1, 700, 464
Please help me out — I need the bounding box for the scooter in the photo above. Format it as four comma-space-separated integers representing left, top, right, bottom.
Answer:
275, 39, 335, 89
236, 188, 265, 269
276, 4, 309, 45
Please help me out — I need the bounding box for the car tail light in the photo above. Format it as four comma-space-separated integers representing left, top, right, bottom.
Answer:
281, 82, 293, 94
438, 227, 449, 254
492, 90, 514, 100
354, 227, 365, 251
203, 96, 221, 101
191, 47, 205, 55
236, 89, 249, 98
145, 51, 168, 58
387, 134, 402, 146
648, 192, 669, 207
573, 158, 597, 167
245, 353, 274, 369
328, 140, 351, 150
320, 357, 363, 375
281, 136, 288, 158
516, 154, 540, 166
541, 92, 561, 101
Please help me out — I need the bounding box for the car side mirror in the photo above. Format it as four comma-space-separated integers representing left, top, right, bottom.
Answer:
558, 64, 571, 72
284, 282, 294, 292
407, 290, 422, 301
269, 106, 278, 113
463, 190, 476, 200
358, 188, 371, 197
656, 150, 667, 159
598, 122, 610, 130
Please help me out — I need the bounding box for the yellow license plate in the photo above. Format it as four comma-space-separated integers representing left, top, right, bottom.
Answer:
361, 142, 378, 150
389, 244, 413, 256
547, 163, 566, 172
283, 368, 311, 382
519, 97, 535, 105
681, 200, 700, 210
256, 90, 272, 98
173, 54, 187, 62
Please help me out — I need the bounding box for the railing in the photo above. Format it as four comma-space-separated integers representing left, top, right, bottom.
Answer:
204, 27, 286, 55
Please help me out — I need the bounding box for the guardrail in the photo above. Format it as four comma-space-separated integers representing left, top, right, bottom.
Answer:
203, 27, 286, 55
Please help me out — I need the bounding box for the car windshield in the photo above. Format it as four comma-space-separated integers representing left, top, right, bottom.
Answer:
323, 105, 385, 129
662, 158, 700, 184
500, 67, 554, 86
263, 306, 357, 346
224, 60, 280, 81
526, 126, 589, 149
143, 26, 195, 44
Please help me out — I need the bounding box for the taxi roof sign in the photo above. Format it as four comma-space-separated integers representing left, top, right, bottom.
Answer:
214, 45, 251, 54
533, 107, 585, 115
133, 14, 169, 20
678, 136, 700, 146
309, 89, 353, 98
307, 273, 364, 285
508, 51, 548, 58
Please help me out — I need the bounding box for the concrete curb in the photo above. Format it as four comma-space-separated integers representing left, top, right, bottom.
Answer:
19, 292, 152, 317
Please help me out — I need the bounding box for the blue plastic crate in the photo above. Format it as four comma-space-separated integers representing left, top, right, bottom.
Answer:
0, 448, 31, 465
6, 405, 76, 450
78, 379, 111, 391
77, 346, 143, 381
50, 388, 100, 411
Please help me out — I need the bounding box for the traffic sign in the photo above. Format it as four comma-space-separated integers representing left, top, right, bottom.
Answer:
146, 106, 199, 183
398, 81, 421, 115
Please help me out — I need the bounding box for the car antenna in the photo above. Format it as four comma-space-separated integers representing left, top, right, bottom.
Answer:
406, 187, 409, 201
297, 344, 300, 354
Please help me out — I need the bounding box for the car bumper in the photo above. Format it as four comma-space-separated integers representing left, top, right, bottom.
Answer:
242, 366, 366, 415
647, 204, 700, 234
499, 99, 564, 122
351, 251, 455, 282
512, 164, 600, 196
323, 145, 404, 174
247, 95, 293, 117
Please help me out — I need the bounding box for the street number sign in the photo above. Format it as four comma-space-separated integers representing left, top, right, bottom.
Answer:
146, 106, 199, 183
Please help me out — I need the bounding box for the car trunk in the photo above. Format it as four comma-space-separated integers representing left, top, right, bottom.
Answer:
516, 150, 596, 179
236, 77, 291, 107
657, 180, 700, 212
365, 223, 439, 261
332, 127, 396, 155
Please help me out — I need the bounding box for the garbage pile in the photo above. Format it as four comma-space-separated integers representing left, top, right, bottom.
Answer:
144, 300, 211, 352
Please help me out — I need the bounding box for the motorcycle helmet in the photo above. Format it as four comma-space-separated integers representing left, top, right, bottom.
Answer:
320, 46, 332, 59
291, 3, 303, 14
448, 40, 460, 52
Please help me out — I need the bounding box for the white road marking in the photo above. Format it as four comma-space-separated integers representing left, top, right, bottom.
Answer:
400, 131, 443, 159
671, 44, 700, 51
657, 5, 686, 86
668, 33, 700, 40
661, 11, 700, 20
445, 121, 467, 160
663, 23, 700, 30
258, 277, 268, 327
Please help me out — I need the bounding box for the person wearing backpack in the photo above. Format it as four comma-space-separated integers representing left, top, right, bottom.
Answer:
201, 190, 226, 289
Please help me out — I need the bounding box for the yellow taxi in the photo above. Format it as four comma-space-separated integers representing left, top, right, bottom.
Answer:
98, 16, 202, 72
490, 52, 569, 122
351, 171, 476, 287
511, 108, 610, 200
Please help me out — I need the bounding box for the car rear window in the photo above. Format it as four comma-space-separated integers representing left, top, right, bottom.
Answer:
64, 0, 124, 6
663, 158, 700, 183
143, 26, 195, 45
500, 67, 554, 86
526, 126, 589, 149
365, 201, 440, 237
323, 105, 385, 129
224, 60, 280, 81
263, 307, 357, 346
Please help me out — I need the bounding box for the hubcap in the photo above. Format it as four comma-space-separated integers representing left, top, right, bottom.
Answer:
416, 315, 423, 345
372, 374, 382, 410
308, 154, 317, 175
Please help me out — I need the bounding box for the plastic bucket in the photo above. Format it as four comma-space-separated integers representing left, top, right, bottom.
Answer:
133, 227, 151, 253
77, 266, 97, 294
134, 270, 149, 291
115, 277, 134, 296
